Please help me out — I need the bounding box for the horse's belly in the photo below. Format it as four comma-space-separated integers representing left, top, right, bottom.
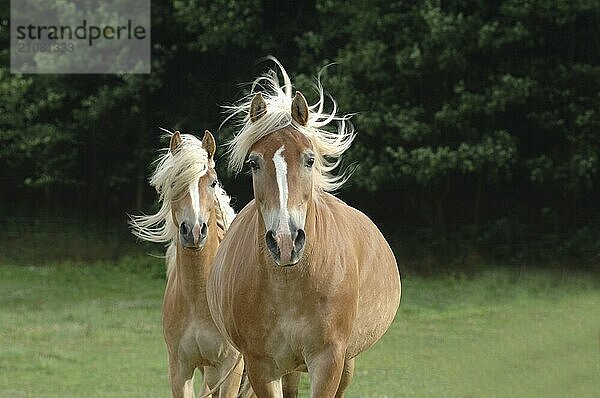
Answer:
347, 263, 401, 358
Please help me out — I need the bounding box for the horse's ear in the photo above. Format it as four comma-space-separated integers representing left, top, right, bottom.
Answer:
249, 92, 267, 122
170, 131, 182, 153
202, 130, 216, 160
291, 91, 309, 126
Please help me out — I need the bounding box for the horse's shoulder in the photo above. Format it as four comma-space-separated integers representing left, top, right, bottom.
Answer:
228, 200, 256, 230
238, 199, 257, 216
218, 199, 258, 264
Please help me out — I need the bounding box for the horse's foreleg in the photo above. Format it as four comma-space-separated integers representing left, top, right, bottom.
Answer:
169, 356, 196, 398
306, 345, 345, 398
334, 358, 355, 398
245, 358, 284, 398
282, 372, 301, 398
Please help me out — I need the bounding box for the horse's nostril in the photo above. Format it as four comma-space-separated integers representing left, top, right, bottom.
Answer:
294, 229, 306, 252
200, 222, 207, 238
265, 230, 279, 258
180, 222, 188, 236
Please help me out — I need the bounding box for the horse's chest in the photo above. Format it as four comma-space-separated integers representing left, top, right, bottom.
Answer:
237, 293, 334, 370
256, 311, 311, 371
232, 270, 356, 369
176, 320, 225, 366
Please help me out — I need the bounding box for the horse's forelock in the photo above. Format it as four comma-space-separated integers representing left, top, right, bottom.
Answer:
224, 58, 355, 193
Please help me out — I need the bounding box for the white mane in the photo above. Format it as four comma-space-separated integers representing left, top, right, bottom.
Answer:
223, 58, 355, 192
129, 131, 235, 244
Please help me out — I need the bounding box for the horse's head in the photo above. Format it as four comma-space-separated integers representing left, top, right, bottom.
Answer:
247, 92, 314, 266
225, 60, 354, 265
168, 130, 219, 250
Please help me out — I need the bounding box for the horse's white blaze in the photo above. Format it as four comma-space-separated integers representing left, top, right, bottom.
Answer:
189, 177, 201, 243
272, 145, 290, 235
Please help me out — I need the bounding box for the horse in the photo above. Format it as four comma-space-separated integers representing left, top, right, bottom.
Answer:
130, 130, 244, 398
207, 60, 401, 397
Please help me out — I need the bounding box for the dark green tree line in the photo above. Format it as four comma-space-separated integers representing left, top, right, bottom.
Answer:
1, 1, 598, 262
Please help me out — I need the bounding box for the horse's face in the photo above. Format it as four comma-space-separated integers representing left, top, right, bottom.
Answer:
169, 131, 218, 250
248, 128, 314, 266
171, 169, 218, 250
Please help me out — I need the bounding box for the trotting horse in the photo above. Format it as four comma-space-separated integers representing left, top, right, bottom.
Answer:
130, 131, 244, 398
207, 61, 401, 397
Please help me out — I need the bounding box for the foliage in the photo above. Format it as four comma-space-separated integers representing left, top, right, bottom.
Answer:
293, 0, 599, 229
0, 1, 598, 261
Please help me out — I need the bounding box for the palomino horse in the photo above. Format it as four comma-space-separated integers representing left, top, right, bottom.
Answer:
208, 61, 401, 397
130, 131, 244, 398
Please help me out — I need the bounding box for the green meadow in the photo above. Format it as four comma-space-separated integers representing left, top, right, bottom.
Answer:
1, 259, 598, 397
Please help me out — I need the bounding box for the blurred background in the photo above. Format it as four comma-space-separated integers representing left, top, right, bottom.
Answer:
1, 2, 599, 397
1, 1, 599, 271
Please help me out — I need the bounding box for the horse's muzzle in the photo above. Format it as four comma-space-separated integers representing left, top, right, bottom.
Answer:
266, 228, 305, 266
180, 220, 207, 249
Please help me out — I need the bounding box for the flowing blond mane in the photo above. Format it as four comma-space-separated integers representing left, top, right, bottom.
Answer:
223, 58, 355, 192
129, 131, 235, 246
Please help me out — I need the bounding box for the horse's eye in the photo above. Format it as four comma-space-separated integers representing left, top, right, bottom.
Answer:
306, 157, 315, 168
247, 159, 259, 171
210, 180, 218, 188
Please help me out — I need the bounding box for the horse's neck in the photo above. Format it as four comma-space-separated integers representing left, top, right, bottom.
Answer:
173, 216, 219, 307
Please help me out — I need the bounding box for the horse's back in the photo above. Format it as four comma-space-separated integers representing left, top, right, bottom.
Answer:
321, 193, 401, 357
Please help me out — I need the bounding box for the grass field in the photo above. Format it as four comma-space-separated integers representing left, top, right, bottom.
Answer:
0, 258, 598, 397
